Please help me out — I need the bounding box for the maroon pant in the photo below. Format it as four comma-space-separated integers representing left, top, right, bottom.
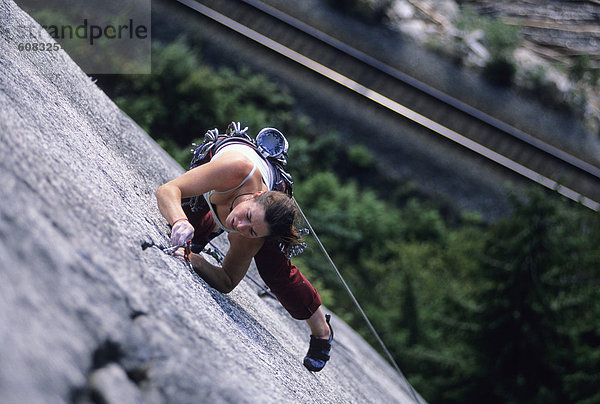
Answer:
183, 203, 321, 320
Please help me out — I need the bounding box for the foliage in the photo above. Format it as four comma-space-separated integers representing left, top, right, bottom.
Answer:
286, 128, 344, 180
455, 6, 520, 87
292, 172, 490, 402
346, 144, 374, 169
483, 56, 517, 87
481, 19, 520, 87
462, 191, 600, 403
454, 6, 521, 57
570, 54, 600, 85
454, 6, 487, 33
484, 19, 521, 59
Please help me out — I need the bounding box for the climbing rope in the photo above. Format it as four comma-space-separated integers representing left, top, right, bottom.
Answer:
293, 197, 422, 403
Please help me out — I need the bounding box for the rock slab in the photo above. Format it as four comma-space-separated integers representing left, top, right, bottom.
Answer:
0, 1, 422, 402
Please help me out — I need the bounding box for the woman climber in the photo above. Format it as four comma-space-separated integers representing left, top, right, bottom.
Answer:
155, 123, 333, 372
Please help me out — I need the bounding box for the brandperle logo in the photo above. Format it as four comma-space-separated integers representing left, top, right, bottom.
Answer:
42, 18, 148, 46
16, 0, 151, 75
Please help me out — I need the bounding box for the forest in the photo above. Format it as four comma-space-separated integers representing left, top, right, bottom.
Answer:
93, 38, 600, 404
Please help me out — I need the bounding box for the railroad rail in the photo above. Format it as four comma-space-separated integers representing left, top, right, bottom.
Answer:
176, 0, 600, 211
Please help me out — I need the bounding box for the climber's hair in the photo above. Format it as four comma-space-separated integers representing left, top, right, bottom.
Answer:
255, 191, 302, 253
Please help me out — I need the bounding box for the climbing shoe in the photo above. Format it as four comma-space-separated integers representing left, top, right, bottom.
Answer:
303, 314, 333, 372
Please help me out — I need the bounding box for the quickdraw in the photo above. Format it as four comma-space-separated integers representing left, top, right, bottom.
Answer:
144, 241, 194, 273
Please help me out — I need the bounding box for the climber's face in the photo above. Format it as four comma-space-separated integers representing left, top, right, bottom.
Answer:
225, 199, 269, 238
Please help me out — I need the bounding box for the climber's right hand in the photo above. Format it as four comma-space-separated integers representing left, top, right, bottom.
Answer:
171, 218, 194, 247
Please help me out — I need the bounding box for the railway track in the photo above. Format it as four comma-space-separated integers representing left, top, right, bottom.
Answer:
176, 0, 600, 211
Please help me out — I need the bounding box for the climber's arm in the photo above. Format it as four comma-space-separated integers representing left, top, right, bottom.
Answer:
189, 234, 264, 293
155, 157, 254, 225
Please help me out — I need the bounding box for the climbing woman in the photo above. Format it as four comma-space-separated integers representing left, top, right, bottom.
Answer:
155, 123, 333, 372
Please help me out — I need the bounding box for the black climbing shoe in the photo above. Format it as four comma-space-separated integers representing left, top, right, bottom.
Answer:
303, 314, 333, 372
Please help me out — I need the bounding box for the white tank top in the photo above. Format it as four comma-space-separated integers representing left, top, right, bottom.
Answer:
212, 143, 274, 188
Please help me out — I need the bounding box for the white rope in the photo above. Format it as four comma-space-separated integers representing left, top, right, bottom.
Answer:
293, 197, 422, 403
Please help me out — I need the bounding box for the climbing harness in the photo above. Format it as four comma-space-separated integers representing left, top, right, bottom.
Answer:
293, 197, 422, 403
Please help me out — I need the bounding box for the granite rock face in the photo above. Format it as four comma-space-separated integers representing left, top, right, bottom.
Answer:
0, 1, 422, 402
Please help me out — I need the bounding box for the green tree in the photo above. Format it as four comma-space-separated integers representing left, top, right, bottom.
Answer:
470, 192, 573, 403
552, 202, 600, 404
482, 19, 520, 87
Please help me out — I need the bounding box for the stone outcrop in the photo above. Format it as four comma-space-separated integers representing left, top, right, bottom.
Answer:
0, 1, 422, 402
